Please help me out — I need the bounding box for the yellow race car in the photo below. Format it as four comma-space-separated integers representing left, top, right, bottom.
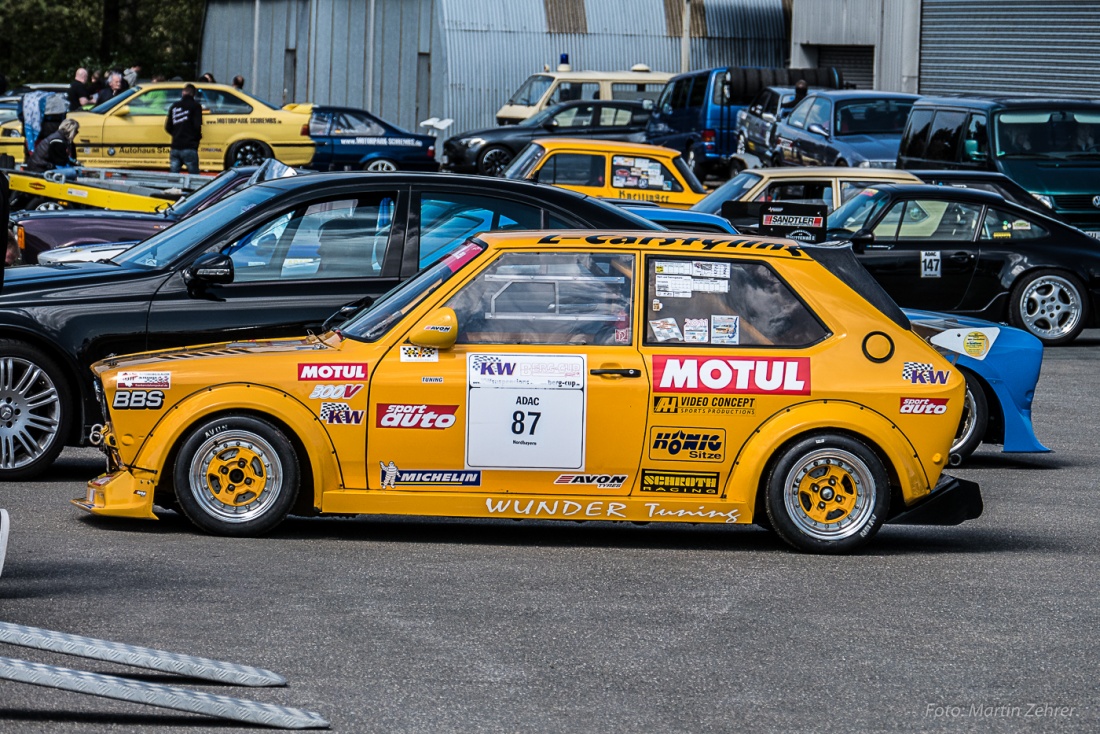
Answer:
503, 139, 708, 209
75, 231, 982, 553
0, 83, 314, 171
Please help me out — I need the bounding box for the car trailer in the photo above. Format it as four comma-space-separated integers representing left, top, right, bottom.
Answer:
4, 165, 215, 212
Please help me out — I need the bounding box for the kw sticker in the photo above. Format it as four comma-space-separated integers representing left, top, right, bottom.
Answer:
902, 362, 950, 384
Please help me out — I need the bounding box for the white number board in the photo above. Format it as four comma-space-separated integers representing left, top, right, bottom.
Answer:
466, 354, 586, 470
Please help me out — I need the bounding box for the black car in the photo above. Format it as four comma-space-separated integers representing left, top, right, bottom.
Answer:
826, 183, 1100, 346
0, 172, 659, 480
442, 100, 650, 176
909, 169, 1058, 220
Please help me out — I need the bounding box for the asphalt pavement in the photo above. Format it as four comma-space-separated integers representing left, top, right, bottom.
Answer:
0, 332, 1097, 733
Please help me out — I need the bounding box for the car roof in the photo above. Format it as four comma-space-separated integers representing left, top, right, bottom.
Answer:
546, 99, 649, 110
807, 90, 920, 101
741, 167, 921, 182
912, 95, 1100, 110
867, 183, 1023, 205
474, 230, 805, 258
531, 138, 678, 156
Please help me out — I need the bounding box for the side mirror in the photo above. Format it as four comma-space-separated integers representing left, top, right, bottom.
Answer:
114, 105, 131, 117
542, 119, 559, 131
963, 139, 988, 162
849, 228, 875, 254
409, 307, 458, 350
808, 123, 830, 138
762, 112, 776, 122
186, 252, 234, 284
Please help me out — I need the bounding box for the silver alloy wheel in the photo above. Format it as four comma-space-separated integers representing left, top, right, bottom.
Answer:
952, 386, 978, 459
365, 158, 397, 172
736, 132, 747, 154
1018, 274, 1082, 340
479, 147, 512, 176
34, 201, 64, 211
0, 357, 62, 471
232, 141, 268, 166
187, 429, 283, 524
782, 448, 876, 541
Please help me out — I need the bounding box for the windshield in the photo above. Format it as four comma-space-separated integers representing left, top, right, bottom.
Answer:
520, 106, 559, 127
502, 143, 546, 180
341, 240, 486, 342
827, 188, 890, 233
994, 109, 1100, 158
835, 99, 913, 135
89, 87, 140, 114
168, 170, 246, 218
507, 75, 554, 107
113, 184, 284, 269
692, 171, 763, 214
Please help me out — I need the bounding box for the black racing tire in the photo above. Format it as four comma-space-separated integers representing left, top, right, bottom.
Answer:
835, 158, 849, 167
364, 158, 398, 172
173, 415, 299, 536
765, 433, 890, 553
476, 145, 514, 176
225, 140, 273, 169
728, 157, 746, 178
950, 370, 989, 466
1007, 269, 1088, 346
0, 340, 72, 481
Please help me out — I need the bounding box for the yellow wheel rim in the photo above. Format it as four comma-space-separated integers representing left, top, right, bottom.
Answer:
188, 429, 284, 524
783, 447, 876, 541
205, 445, 268, 508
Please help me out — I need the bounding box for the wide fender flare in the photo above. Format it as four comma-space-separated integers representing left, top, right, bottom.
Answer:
133, 383, 341, 508
726, 400, 936, 507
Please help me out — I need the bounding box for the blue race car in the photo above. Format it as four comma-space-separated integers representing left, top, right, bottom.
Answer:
306, 106, 439, 172
620, 204, 738, 234
905, 309, 1049, 465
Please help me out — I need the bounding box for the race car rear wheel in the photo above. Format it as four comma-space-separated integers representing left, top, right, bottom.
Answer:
225, 140, 273, 169
364, 158, 398, 172
950, 371, 989, 466
0, 341, 71, 481
174, 415, 299, 536
765, 433, 889, 553
477, 146, 513, 176
1008, 269, 1087, 346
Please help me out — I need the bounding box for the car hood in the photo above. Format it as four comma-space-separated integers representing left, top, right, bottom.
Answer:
997, 158, 1100, 196
446, 126, 534, 146
0, 262, 157, 296
835, 134, 901, 161
92, 335, 339, 376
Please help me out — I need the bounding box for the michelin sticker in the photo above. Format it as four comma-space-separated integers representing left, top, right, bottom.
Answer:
466, 354, 586, 470
930, 327, 1000, 361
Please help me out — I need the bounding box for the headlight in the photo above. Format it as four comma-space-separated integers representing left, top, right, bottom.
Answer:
1031, 193, 1053, 208
465, 137, 486, 148
857, 160, 896, 169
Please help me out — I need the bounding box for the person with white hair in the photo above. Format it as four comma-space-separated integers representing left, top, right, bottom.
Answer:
95, 72, 124, 105
27, 117, 80, 172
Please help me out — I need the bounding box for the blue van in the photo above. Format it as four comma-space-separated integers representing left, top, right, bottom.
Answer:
645, 66, 842, 180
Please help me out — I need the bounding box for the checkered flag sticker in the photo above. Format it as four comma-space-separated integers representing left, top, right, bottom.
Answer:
470, 355, 503, 371
902, 362, 934, 381
319, 402, 350, 421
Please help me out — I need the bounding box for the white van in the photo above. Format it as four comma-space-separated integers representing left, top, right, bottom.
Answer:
496, 63, 672, 125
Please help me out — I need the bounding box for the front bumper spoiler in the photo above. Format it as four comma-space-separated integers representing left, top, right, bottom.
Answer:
71, 469, 158, 520
888, 474, 982, 526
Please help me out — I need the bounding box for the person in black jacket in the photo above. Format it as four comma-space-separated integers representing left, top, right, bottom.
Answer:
27, 118, 79, 172
165, 84, 203, 173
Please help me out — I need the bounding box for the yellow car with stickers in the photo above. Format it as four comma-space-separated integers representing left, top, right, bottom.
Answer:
503, 139, 707, 209
0, 82, 313, 171
76, 232, 982, 553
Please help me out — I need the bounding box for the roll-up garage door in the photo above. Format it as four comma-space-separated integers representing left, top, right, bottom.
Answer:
921, 0, 1100, 98
816, 46, 874, 89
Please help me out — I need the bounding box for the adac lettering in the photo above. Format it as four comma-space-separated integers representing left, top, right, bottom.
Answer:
298, 363, 368, 380
376, 404, 458, 429
553, 474, 628, 489
900, 397, 949, 415
652, 356, 810, 395
650, 429, 724, 462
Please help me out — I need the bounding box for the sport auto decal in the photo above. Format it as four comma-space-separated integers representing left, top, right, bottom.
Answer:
117, 371, 171, 390
900, 397, 948, 415
639, 470, 721, 495
652, 395, 756, 415
298, 363, 368, 380
652, 356, 809, 395
376, 404, 458, 429
902, 362, 950, 384
309, 384, 363, 400
649, 428, 725, 462
379, 461, 480, 488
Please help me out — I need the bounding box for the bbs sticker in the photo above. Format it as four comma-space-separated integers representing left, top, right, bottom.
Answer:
113, 390, 164, 410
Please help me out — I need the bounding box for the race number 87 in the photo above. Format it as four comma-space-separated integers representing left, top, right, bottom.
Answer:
511, 410, 542, 435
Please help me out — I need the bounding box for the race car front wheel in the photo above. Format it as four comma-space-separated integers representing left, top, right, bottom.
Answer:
765, 433, 889, 553
174, 415, 299, 536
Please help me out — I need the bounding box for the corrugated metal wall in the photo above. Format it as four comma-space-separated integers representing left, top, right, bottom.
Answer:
201, 0, 788, 137
920, 0, 1100, 97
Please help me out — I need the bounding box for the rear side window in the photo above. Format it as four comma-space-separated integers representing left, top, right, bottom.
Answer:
687, 76, 708, 107
611, 155, 683, 192
537, 153, 606, 187
786, 98, 813, 128
418, 192, 543, 267
598, 106, 634, 127
611, 83, 664, 102
962, 113, 990, 162
668, 78, 692, 111
548, 82, 599, 105
925, 111, 968, 161
901, 109, 934, 158
644, 257, 828, 347
981, 208, 1047, 240
806, 99, 832, 134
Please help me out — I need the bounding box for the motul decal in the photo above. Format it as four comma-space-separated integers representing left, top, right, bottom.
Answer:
652, 356, 810, 395
900, 397, 949, 415
376, 403, 458, 429
298, 363, 368, 380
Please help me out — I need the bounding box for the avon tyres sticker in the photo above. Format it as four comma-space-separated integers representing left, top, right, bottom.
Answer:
466, 354, 586, 470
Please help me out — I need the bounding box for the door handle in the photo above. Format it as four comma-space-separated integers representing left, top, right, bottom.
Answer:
947, 252, 973, 262
864, 243, 893, 250
590, 368, 642, 378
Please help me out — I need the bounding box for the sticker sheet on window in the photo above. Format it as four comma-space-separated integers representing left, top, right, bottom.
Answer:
649, 318, 683, 342
711, 315, 740, 345
683, 318, 709, 343
656, 274, 693, 298
465, 354, 586, 470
